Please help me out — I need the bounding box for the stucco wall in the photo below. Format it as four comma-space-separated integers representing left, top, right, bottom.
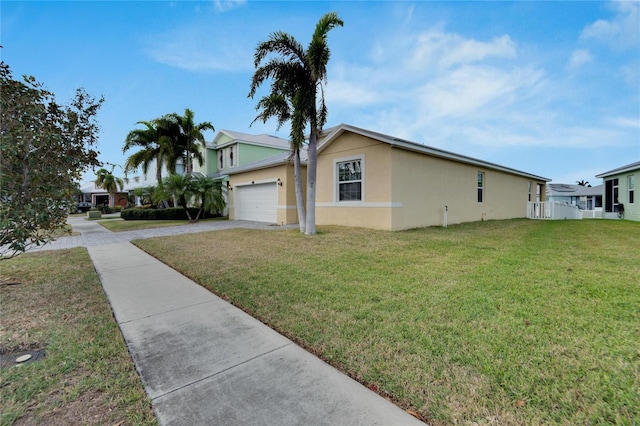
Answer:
316, 131, 546, 231
391, 148, 543, 229
315, 133, 394, 230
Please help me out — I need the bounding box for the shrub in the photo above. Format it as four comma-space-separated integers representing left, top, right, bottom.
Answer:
121, 207, 221, 221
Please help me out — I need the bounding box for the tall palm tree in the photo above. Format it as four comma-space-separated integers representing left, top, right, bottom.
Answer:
166, 109, 214, 174
249, 12, 343, 235
95, 167, 124, 207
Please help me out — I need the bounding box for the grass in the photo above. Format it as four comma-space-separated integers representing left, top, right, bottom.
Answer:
0, 249, 156, 426
98, 216, 227, 232
134, 219, 639, 425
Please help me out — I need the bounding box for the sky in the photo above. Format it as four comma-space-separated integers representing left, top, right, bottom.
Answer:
2, 0, 639, 185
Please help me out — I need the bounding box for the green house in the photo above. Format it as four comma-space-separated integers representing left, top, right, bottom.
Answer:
194, 130, 290, 176
596, 160, 639, 221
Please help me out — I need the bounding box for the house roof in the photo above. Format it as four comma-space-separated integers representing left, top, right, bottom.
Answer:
80, 176, 152, 194
317, 124, 551, 182
210, 129, 291, 150
547, 183, 602, 197
595, 160, 640, 178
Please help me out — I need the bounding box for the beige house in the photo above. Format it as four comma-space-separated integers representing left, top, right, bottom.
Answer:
227, 124, 549, 231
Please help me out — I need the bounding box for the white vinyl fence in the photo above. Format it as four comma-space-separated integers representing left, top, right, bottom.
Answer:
527, 201, 582, 220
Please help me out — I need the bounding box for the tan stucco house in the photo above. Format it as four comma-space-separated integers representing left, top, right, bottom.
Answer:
227, 124, 550, 231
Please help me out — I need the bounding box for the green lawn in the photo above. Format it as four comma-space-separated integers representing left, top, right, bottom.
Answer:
134, 219, 639, 425
0, 249, 156, 426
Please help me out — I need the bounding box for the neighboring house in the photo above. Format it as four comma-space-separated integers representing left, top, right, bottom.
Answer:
80, 130, 291, 208
227, 124, 550, 231
80, 179, 142, 208
195, 129, 291, 178
546, 183, 603, 218
595, 160, 639, 221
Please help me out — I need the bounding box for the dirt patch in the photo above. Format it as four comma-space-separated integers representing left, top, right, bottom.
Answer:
13, 388, 118, 426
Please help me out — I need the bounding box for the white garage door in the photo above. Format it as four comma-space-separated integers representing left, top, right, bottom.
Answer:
235, 183, 277, 223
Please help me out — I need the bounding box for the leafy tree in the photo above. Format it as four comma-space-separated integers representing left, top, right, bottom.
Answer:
94, 167, 125, 207
250, 12, 343, 235
1, 62, 102, 258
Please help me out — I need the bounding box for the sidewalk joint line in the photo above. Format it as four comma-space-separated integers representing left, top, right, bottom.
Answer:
151, 342, 294, 401
117, 299, 223, 325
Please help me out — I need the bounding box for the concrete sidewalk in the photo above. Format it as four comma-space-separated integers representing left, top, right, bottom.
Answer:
75, 219, 425, 425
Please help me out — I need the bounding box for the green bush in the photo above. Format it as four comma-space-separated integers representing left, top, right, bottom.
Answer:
87, 210, 102, 219
120, 207, 220, 221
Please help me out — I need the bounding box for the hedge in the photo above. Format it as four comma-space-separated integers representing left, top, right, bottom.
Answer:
121, 207, 220, 221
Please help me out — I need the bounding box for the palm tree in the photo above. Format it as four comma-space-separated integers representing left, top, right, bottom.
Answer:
576, 180, 591, 187
95, 167, 124, 207
123, 120, 176, 185
166, 109, 214, 174
249, 12, 343, 235
192, 175, 225, 220
162, 174, 196, 221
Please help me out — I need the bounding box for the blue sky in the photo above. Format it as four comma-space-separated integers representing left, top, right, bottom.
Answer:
3, 1, 639, 185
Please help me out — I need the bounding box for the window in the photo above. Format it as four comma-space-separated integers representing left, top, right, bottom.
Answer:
528, 181, 532, 202
477, 172, 484, 203
337, 160, 362, 201
629, 175, 635, 204
605, 178, 619, 212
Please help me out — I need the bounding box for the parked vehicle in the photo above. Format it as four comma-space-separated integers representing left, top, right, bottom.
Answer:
76, 202, 92, 213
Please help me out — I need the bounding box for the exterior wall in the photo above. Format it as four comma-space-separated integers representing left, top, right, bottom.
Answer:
315, 133, 394, 230
602, 170, 639, 221
390, 149, 546, 230
203, 143, 289, 176
228, 164, 302, 225
315, 131, 546, 231
238, 145, 290, 167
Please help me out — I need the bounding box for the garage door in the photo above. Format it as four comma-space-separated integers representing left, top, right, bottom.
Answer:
235, 183, 277, 223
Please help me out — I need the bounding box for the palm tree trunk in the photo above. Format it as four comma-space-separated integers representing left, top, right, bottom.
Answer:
293, 149, 306, 233
305, 130, 318, 235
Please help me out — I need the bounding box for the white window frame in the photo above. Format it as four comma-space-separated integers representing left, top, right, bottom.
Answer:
629, 175, 635, 204
477, 171, 485, 204
334, 155, 365, 203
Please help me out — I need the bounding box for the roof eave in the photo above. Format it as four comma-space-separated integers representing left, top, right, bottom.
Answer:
318, 124, 551, 182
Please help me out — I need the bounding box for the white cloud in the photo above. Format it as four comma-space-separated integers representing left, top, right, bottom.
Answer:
609, 116, 640, 129
144, 27, 253, 72
405, 30, 516, 71
213, 0, 246, 12
581, 1, 640, 49
417, 65, 543, 120
567, 49, 592, 70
